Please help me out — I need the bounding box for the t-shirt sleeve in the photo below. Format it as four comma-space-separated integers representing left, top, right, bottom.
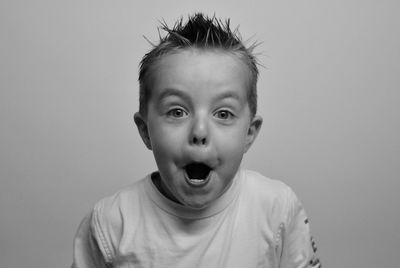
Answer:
71, 212, 109, 268
279, 187, 321, 268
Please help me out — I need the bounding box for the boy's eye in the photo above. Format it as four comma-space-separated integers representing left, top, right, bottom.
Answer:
167, 108, 188, 118
214, 110, 234, 120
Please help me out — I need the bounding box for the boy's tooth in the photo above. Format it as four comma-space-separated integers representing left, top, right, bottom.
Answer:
185, 169, 211, 186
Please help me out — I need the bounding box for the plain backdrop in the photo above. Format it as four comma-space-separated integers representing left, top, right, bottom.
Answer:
1, 0, 399, 267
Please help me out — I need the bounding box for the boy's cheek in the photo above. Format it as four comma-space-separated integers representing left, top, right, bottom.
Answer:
150, 131, 184, 154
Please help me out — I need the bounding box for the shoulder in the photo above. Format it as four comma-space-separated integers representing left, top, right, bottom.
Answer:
239, 169, 303, 222
93, 175, 152, 229
94, 176, 147, 218
89, 175, 151, 260
240, 169, 294, 200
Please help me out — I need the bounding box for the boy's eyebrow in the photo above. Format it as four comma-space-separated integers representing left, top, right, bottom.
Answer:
157, 88, 243, 102
157, 88, 190, 102
214, 91, 242, 101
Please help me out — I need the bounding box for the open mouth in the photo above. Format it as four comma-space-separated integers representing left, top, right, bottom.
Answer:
184, 162, 212, 186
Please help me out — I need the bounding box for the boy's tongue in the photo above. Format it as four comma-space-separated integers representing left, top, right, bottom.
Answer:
185, 163, 211, 181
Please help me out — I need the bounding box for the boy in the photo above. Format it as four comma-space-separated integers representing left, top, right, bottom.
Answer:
72, 13, 321, 268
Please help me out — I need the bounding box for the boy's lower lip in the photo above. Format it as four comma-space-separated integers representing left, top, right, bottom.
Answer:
184, 170, 212, 187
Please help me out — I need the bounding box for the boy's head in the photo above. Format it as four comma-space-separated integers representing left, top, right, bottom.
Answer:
134, 13, 262, 209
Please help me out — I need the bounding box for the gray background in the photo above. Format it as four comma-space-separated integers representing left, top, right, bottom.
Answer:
1, 0, 399, 267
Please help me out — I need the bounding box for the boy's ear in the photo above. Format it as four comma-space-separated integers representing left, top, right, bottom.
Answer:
245, 115, 263, 153
134, 112, 152, 150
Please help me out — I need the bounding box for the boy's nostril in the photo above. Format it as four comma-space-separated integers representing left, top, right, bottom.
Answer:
192, 136, 206, 145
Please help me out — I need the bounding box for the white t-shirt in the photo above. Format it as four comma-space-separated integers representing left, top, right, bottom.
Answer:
72, 169, 321, 268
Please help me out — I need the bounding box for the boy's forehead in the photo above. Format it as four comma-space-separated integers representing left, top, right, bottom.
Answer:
151, 49, 252, 87
158, 48, 243, 68
143, 49, 251, 109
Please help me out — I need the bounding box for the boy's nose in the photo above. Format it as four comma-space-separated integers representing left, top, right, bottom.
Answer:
190, 115, 208, 146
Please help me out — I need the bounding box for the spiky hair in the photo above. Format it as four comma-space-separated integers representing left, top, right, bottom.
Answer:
138, 13, 259, 116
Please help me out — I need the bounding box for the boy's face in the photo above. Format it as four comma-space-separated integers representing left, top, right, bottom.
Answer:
135, 49, 262, 209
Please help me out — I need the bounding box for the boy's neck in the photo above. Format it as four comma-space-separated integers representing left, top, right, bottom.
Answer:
147, 170, 243, 219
